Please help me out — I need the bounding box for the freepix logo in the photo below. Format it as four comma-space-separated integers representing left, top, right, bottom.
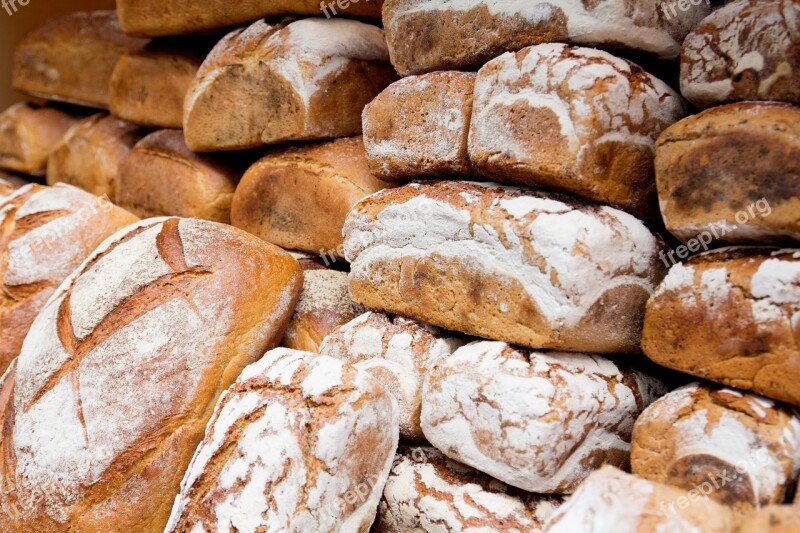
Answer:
2, 0, 31, 16
662, 0, 711, 21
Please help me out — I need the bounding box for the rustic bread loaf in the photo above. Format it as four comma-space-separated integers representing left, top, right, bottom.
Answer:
0, 217, 302, 532
117, 130, 242, 223
376, 446, 563, 532
231, 137, 387, 258
681, 0, 800, 108
656, 102, 800, 244
0, 184, 138, 376
12, 11, 148, 109
421, 341, 667, 493
0, 174, 27, 198
166, 348, 399, 532
469, 43, 686, 218
344, 181, 665, 354
643, 248, 800, 406
363, 71, 476, 181
184, 18, 396, 152
0, 103, 81, 176
739, 506, 800, 533
319, 311, 464, 441
46, 114, 146, 201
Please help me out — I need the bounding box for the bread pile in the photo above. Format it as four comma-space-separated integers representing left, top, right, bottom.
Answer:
0, 0, 797, 531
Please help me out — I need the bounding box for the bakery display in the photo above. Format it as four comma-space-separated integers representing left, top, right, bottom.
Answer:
0, 103, 80, 176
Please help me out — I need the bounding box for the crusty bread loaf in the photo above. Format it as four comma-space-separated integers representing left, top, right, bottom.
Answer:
643, 248, 800, 406
383, 0, 711, 76
681, 0, 800, 108
656, 102, 800, 244
363, 71, 476, 181
231, 137, 388, 258
632, 383, 800, 513
469, 43, 686, 218
0, 174, 27, 199
0, 103, 81, 176
117, 130, 243, 223
0, 184, 138, 376
421, 341, 667, 493
166, 348, 399, 532
376, 446, 562, 532
344, 181, 666, 354
0, 217, 302, 532
319, 311, 464, 441
12, 11, 148, 109
46, 114, 146, 201
738, 506, 800, 533
184, 18, 397, 152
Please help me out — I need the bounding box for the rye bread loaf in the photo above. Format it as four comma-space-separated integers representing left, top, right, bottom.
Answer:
656, 101, 800, 244
469, 43, 686, 218
343, 181, 666, 354
12, 11, 148, 109
681, 0, 800, 108
46, 114, 146, 201
642, 248, 800, 406
0, 217, 303, 532
184, 18, 396, 152
165, 348, 399, 532
421, 341, 667, 493
319, 311, 464, 441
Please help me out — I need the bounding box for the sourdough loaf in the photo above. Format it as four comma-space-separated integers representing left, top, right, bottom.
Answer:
0, 103, 80, 176
184, 18, 396, 152
343, 181, 665, 354
166, 349, 399, 532
0, 217, 302, 531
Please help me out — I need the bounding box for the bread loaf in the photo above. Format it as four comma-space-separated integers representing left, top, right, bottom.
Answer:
117, 130, 242, 223
469, 43, 686, 218
0, 217, 302, 531
739, 506, 800, 533
421, 341, 667, 493
681, 0, 800, 108
656, 102, 799, 244
0, 184, 138, 376
12, 11, 148, 109
343, 181, 665, 354
363, 71, 476, 181
319, 311, 464, 441
183, 18, 396, 152
0, 173, 26, 198
0, 103, 80, 176
231, 137, 387, 258
376, 446, 562, 533
165, 348, 399, 532
643, 248, 800, 406
46, 114, 146, 201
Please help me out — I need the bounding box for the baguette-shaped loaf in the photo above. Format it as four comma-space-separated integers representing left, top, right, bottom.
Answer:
0, 218, 303, 531
184, 18, 396, 152
166, 349, 399, 532
12, 11, 148, 108
344, 181, 665, 353
46, 114, 146, 201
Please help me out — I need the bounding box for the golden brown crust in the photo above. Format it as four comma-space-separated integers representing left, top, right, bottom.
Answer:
0, 104, 81, 176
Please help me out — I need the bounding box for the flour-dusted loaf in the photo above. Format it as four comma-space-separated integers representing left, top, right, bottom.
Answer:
0, 103, 80, 176
544, 466, 737, 533
739, 506, 800, 533
184, 18, 396, 152
166, 348, 399, 532
376, 446, 562, 533
0, 218, 303, 531
656, 102, 800, 244
383, 0, 711, 76
320, 312, 464, 441
421, 341, 667, 493
681, 0, 800, 109
12, 11, 148, 109
363, 71, 476, 181
632, 383, 800, 512
46, 114, 146, 201
469, 43, 685, 218
344, 181, 665, 354
643, 248, 800, 406
232, 137, 388, 258
117, 130, 243, 223
0, 184, 138, 377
